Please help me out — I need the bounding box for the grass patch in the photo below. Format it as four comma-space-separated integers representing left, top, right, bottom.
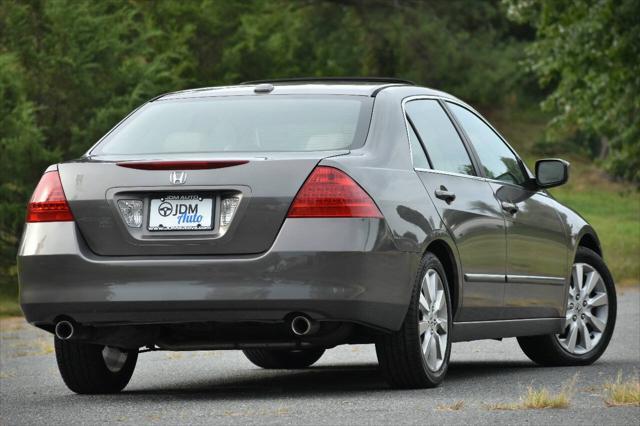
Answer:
486, 387, 570, 410
604, 373, 640, 407
436, 400, 464, 411
486, 377, 575, 410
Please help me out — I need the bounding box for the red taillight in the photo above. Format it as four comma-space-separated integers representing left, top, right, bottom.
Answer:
26, 171, 74, 222
287, 166, 383, 218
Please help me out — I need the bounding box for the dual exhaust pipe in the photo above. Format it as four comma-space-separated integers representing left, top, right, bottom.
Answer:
56, 315, 318, 340
55, 320, 91, 341
290, 314, 319, 336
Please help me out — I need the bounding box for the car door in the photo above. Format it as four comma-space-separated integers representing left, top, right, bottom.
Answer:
445, 102, 568, 319
405, 99, 507, 321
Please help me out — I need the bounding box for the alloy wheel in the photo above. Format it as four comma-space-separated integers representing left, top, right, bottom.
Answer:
418, 269, 449, 371
556, 263, 609, 355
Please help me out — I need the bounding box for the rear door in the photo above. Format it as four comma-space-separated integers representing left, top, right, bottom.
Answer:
406, 99, 507, 321
445, 102, 568, 319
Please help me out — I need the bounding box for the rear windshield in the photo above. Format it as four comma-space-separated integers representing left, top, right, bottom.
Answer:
92, 95, 373, 155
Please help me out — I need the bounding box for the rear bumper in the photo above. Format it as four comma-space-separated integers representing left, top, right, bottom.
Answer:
18, 219, 417, 331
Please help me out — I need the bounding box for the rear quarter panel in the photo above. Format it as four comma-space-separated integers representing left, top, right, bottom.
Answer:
321, 89, 464, 319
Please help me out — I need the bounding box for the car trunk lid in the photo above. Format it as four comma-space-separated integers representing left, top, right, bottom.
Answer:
59, 151, 346, 256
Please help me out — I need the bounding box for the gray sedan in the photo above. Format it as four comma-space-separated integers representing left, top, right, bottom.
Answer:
18, 78, 616, 393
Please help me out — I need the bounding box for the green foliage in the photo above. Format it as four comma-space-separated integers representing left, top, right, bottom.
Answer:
506, 0, 640, 182
0, 0, 194, 289
0, 52, 56, 294
213, 0, 532, 106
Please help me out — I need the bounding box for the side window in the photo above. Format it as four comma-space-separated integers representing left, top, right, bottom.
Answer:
447, 102, 526, 185
405, 100, 474, 176
408, 123, 430, 169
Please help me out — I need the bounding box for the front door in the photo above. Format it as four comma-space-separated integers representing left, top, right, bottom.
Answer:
406, 99, 507, 321
490, 183, 568, 318
446, 102, 568, 319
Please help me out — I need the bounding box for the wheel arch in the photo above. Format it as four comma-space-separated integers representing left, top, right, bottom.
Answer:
424, 238, 460, 318
576, 228, 602, 258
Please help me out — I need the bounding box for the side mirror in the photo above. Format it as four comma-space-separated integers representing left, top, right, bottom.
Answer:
535, 159, 570, 189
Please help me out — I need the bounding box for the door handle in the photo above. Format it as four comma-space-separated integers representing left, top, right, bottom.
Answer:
435, 187, 456, 203
501, 201, 519, 214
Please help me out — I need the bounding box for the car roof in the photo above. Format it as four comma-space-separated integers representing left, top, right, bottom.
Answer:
155, 78, 455, 101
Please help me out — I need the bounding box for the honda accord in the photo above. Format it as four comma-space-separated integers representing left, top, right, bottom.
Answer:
18, 78, 616, 393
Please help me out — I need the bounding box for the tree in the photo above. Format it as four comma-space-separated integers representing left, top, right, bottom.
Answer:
506, 0, 640, 182
0, 0, 193, 288
0, 53, 56, 292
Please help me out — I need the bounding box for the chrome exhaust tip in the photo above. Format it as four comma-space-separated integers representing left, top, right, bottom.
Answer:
290, 315, 318, 336
55, 320, 75, 340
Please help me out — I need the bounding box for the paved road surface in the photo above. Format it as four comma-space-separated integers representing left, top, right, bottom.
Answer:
1, 290, 639, 425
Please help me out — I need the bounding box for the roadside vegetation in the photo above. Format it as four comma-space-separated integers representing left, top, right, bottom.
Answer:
603, 373, 640, 407
486, 377, 576, 410
435, 400, 465, 411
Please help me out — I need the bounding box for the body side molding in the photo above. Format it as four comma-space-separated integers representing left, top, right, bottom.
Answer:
464, 273, 505, 283
452, 318, 564, 342
507, 275, 565, 285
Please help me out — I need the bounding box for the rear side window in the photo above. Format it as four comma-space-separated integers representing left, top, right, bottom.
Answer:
447, 102, 526, 185
408, 124, 430, 169
405, 100, 474, 176
93, 96, 373, 155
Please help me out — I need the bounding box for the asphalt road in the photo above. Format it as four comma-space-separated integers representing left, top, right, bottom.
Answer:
1, 290, 638, 425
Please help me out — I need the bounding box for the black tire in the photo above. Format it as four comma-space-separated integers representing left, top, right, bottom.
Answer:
375, 252, 453, 389
54, 338, 138, 394
517, 247, 617, 366
242, 348, 325, 369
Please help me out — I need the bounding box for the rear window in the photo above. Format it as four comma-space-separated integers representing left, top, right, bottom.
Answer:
92, 95, 373, 155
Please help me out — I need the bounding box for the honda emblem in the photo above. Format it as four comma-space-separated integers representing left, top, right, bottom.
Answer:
169, 171, 187, 185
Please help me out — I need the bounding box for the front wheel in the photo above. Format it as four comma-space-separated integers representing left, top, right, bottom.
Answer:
55, 338, 138, 394
376, 252, 452, 388
518, 247, 617, 366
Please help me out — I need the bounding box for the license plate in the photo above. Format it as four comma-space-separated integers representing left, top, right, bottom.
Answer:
149, 195, 213, 231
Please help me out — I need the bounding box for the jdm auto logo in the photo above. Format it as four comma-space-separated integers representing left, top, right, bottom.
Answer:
158, 202, 173, 217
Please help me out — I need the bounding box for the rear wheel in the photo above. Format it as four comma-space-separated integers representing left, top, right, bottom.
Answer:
54, 338, 138, 394
242, 348, 325, 369
376, 252, 452, 388
518, 247, 616, 366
